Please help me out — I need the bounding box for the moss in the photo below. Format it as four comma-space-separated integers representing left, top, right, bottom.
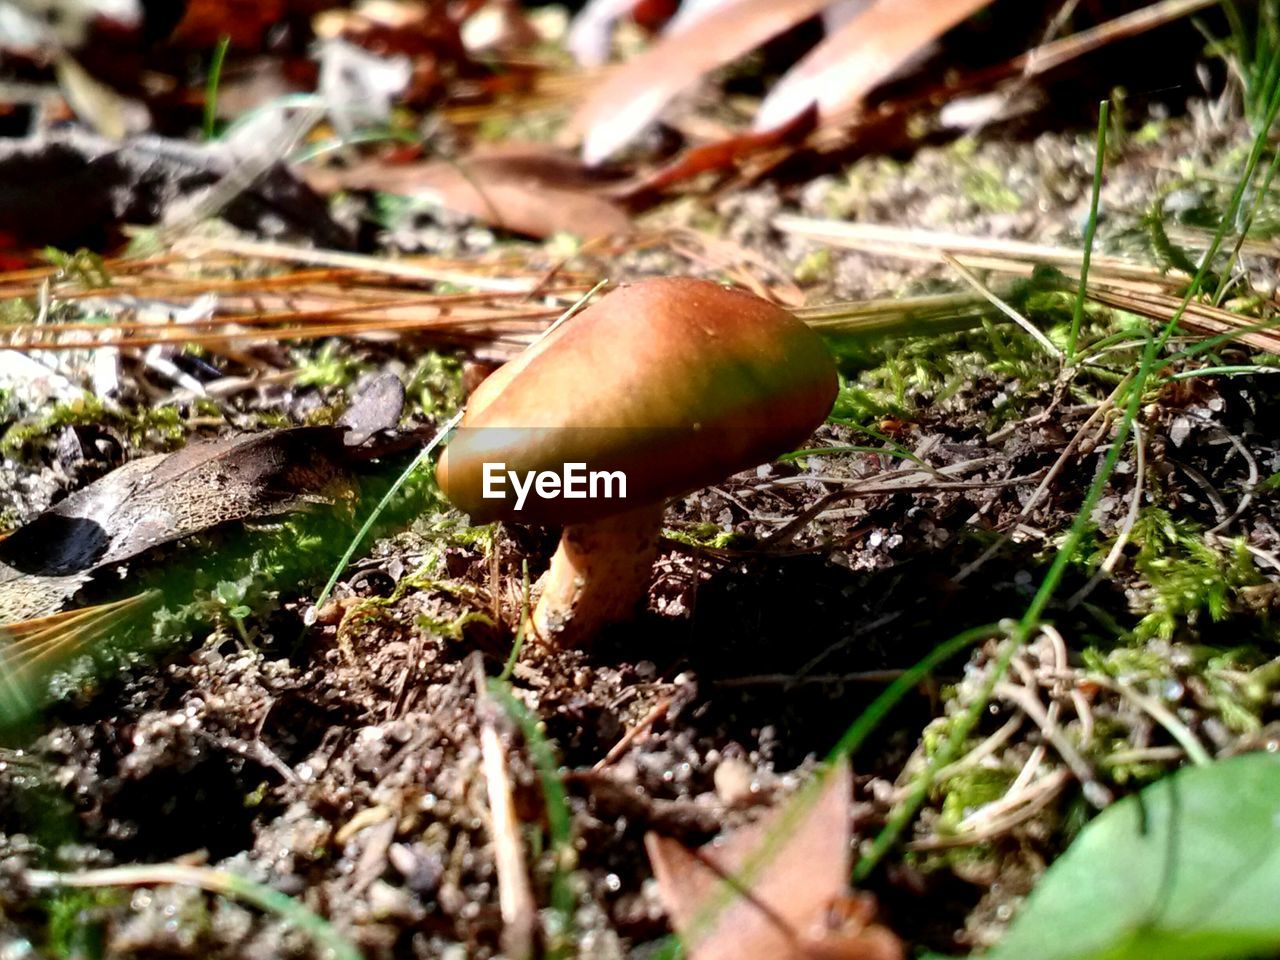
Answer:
44, 888, 120, 960
0, 297, 37, 325
1082, 639, 1274, 742
418, 607, 495, 642
792, 247, 833, 285
408, 352, 465, 417
823, 156, 905, 218
1, 396, 187, 460
1080, 644, 1167, 677
936, 766, 1014, 832
961, 163, 1023, 214
663, 522, 744, 550
821, 269, 1117, 425
1127, 508, 1264, 641
294, 341, 369, 390
302, 404, 345, 427
41, 247, 113, 288
1097, 742, 1171, 787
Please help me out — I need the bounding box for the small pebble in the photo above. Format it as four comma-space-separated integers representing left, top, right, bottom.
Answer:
714, 757, 755, 806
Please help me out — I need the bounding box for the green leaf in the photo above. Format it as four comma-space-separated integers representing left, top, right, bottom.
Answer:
984, 753, 1280, 960
213, 580, 246, 606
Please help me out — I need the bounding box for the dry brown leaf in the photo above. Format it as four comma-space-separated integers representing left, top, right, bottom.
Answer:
609, 105, 816, 199
646, 758, 903, 960
0, 375, 406, 623
755, 0, 994, 130
568, 0, 654, 65
168, 0, 291, 49
0, 427, 359, 623
305, 143, 631, 240
568, 0, 836, 165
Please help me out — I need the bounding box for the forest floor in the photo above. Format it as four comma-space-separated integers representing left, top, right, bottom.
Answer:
3, 20, 1280, 959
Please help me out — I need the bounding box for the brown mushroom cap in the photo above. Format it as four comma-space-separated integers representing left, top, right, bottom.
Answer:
437, 277, 838, 525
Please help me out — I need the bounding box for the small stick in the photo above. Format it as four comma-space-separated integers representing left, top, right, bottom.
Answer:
593, 696, 671, 771
475, 660, 537, 960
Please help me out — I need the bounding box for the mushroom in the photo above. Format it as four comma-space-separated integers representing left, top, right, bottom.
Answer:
437, 277, 838, 647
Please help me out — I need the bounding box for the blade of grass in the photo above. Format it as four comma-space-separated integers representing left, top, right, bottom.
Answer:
942, 254, 1061, 358
1213, 111, 1280, 304
1068, 99, 1109, 361
203, 35, 232, 142
499, 561, 531, 683
312, 410, 463, 616
1168, 363, 1280, 380
829, 622, 1006, 764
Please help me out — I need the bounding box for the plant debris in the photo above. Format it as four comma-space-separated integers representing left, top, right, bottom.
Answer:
647, 757, 904, 960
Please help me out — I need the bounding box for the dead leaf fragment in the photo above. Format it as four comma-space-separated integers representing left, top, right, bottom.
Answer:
0, 427, 355, 623
609, 105, 815, 199
754, 0, 995, 130
646, 758, 903, 960
0, 375, 405, 623
306, 143, 630, 239
568, 0, 835, 165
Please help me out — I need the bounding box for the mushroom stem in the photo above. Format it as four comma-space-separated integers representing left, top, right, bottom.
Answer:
533, 503, 665, 647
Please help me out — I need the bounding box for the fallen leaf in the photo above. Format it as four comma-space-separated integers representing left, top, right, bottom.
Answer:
568, 0, 836, 165
609, 105, 816, 199
0, 374, 404, 622
646, 757, 903, 960
305, 143, 631, 239
983, 753, 1280, 960
0, 427, 355, 623
167, 0, 290, 49
754, 0, 995, 130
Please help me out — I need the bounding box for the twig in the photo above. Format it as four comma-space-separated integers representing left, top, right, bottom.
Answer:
1015, 0, 1221, 79
24, 864, 360, 960
475, 660, 537, 960
593, 696, 671, 771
